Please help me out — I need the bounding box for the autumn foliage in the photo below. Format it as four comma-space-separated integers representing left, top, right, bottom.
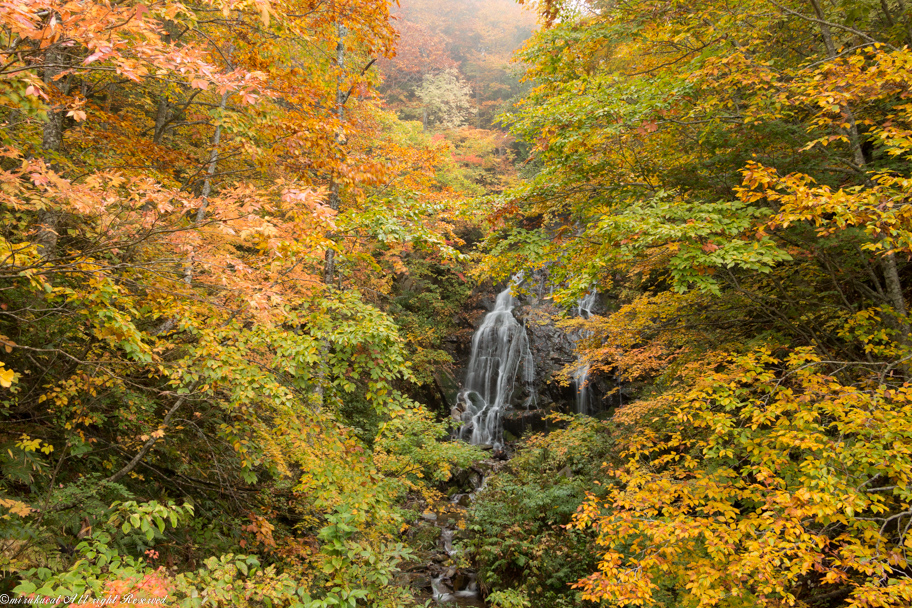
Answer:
7, 0, 912, 606
0, 0, 482, 605
476, 0, 912, 606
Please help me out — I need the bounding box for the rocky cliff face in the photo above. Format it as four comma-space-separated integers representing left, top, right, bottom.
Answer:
437, 272, 621, 441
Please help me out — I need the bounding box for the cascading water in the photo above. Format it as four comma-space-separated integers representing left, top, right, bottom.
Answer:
572, 291, 597, 415
420, 470, 491, 606
457, 283, 535, 447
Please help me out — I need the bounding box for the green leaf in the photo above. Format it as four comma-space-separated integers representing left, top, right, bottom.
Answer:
14, 581, 37, 594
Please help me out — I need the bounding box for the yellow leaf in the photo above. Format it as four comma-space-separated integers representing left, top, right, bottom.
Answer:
0, 365, 14, 388
0, 498, 33, 518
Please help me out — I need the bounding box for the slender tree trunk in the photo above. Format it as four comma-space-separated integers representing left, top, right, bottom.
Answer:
323, 22, 346, 287
41, 44, 67, 153
807, 0, 912, 366
153, 97, 171, 145
180, 89, 228, 285
893, 0, 912, 44
315, 22, 348, 411
880, 0, 896, 26
475, 76, 480, 128
323, 182, 340, 286
36, 41, 71, 259
152, 89, 228, 336
195, 91, 229, 225
151, 20, 178, 146
104, 82, 116, 113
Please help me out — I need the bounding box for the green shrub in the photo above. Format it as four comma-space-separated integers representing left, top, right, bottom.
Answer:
464, 417, 614, 608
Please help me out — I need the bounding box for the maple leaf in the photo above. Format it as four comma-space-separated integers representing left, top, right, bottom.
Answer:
702, 242, 720, 253
0, 498, 32, 517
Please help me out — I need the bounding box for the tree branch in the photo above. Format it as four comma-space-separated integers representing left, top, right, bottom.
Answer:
105, 380, 200, 484
768, 0, 898, 52
341, 58, 377, 107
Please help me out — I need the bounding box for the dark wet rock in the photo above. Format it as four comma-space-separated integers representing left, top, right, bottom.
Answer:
473, 460, 498, 474
433, 369, 460, 409
441, 268, 619, 430
435, 512, 456, 527
502, 408, 551, 438
469, 472, 483, 489
445, 467, 480, 494
452, 573, 467, 591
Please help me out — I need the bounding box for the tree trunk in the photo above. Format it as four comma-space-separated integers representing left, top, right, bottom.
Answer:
880, 0, 896, 26
195, 91, 229, 224
893, 0, 912, 44
180, 89, 229, 286
323, 181, 340, 286
323, 22, 347, 287
153, 96, 171, 145
807, 0, 912, 367
315, 22, 348, 410
41, 44, 67, 153
153, 90, 228, 335
36, 41, 71, 259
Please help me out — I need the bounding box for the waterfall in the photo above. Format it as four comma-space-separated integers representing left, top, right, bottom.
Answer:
457, 283, 535, 447
572, 291, 596, 415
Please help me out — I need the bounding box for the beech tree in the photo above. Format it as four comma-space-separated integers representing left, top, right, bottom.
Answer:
416, 68, 476, 131
486, 1, 912, 605
0, 0, 479, 605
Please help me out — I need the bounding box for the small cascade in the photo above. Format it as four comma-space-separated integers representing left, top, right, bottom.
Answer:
410, 461, 498, 606
457, 283, 535, 447
455, 574, 480, 599
440, 528, 457, 557
431, 576, 456, 604
572, 291, 597, 415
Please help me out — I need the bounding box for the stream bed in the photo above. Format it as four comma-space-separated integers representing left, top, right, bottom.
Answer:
406, 457, 505, 606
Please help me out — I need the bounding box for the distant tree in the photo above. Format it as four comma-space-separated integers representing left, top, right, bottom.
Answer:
380, 20, 457, 88
416, 69, 477, 130
380, 0, 536, 129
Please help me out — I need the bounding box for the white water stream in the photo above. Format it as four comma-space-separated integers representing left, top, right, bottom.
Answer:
425, 473, 489, 606
457, 284, 535, 446
572, 291, 597, 415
